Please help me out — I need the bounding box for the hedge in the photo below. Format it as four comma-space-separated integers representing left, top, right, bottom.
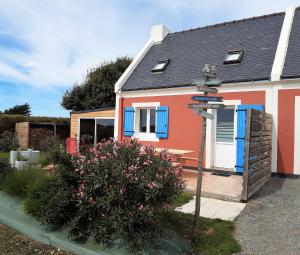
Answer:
0, 114, 70, 134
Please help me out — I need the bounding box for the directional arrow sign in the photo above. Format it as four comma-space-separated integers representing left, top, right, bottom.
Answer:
192, 96, 223, 102
194, 110, 215, 120
196, 86, 218, 94
192, 79, 222, 87
188, 103, 225, 109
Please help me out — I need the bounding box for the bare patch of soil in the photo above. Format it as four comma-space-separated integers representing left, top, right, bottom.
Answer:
0, 224, 75, 255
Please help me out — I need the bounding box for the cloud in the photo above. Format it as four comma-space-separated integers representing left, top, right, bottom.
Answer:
0, 0, 150, 88
0, 0, 299, 90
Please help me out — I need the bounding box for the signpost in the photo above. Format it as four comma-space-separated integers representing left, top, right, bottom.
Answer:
193, 79, 222, 88
188, 103, 225, 110
197, 86, 218, 94
188, 64, 224, 234
191, 96, 223, 102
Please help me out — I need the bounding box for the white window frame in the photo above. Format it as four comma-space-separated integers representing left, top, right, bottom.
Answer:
132, 102, 160, 142
77, 117, 115, 146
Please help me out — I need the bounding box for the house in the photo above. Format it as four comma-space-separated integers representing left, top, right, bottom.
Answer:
114, 6, 300, 175
67, 108, 115, 153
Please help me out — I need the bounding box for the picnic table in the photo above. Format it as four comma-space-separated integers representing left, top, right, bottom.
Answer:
140, 147, 194, 166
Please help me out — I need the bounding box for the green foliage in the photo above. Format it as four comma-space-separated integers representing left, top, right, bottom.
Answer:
29, 128, 54, 151
24, 148, 79, 230
0, 131, 19, 152
0, 114, 69, 134
3, 103, 31, 116
24, 175, 77, 230
2, 166, 45, 198
160, 210, 241, 255
0, 158, 13, 186
67, 139, 185, 250
24, 139, 185, 252
61, 57, 132, 111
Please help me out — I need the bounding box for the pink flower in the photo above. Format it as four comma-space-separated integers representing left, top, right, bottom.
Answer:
147, 182, 158, 189
120, 187, 125, 194
79, 191, 84, 198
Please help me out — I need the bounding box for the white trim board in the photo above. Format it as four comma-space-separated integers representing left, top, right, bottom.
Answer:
114, 94, 121, 141
271, 5, 296, 81
293, 96, 300, 175
114, 39, 154, 93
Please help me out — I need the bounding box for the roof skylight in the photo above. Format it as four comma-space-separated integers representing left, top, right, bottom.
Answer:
152, 59, 170, 72
224, 49, 244, 64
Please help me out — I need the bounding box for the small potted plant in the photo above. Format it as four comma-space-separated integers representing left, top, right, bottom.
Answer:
15, 152, 30, 170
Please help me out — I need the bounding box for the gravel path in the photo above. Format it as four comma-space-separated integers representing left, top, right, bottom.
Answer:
234, 175, 300, 255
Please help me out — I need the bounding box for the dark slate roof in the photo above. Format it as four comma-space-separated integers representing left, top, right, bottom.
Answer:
121, 13, 285, 91
282, 7, 300, 79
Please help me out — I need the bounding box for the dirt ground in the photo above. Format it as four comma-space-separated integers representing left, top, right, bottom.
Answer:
0, 224, 75, 255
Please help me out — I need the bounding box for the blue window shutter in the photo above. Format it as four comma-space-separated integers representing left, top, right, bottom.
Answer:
156, 106, 169, 138
123, 107, 135, 137
236, 104, 264, 173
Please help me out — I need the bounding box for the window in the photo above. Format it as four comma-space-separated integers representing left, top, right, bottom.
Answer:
150, 108, 156, 133
96, 119, 114, 143
216, 108, 234, 143
124, 104, 168, 141
224, 49, 244, 64
151, 59, 170, 72
79, 119, 95, 146
79, 118, 114, 146
138, 108, 156, 133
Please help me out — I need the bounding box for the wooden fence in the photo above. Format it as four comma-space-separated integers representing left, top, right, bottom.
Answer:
242, 109, 273, 201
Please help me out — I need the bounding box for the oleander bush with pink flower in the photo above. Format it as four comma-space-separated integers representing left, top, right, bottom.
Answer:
25, 139, 185, 251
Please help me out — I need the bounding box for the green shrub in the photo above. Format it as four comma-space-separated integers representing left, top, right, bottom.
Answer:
0, 131, 19, 151
24, 175, 77, 230
24, 139, 185, 252
24, 148, 79, 230
0, 158, 13, 186
39, 136, 65, 166
0, 114, 69, 134
29, 128, 54, 151
67, 139, 185, 250
2, 166, 45, 197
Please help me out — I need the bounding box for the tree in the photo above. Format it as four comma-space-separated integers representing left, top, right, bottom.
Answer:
3, 103, 31, 116
61, 57, 132, 111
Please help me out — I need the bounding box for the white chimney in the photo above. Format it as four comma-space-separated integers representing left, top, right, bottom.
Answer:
151, 24, 171, 43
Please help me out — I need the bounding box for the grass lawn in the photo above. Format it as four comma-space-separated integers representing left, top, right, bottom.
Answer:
0, 152, 9, 161
172, 191, 194, 208
161, 210, 241, 255
0, 151, 48, 166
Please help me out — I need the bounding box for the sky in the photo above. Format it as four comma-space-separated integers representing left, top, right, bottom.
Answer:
0, 0, 300, 117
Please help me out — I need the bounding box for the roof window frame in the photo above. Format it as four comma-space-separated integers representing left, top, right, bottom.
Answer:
224, 49, 244, 64
151, 59, 170, 73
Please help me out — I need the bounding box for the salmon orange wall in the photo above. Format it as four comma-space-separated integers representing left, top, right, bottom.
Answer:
119, 90, 265, 168
277, 89, 300, 174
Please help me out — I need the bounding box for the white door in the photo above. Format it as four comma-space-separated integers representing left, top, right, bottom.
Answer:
214, 107, 236, 170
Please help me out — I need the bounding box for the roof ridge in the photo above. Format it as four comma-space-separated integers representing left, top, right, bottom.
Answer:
169, 11, 285, 36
